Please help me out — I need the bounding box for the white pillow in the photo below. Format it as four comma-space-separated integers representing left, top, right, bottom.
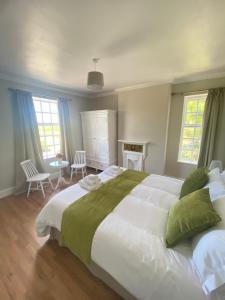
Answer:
208, 168, 222, 182
192, 196, 225, 295
205, 168, 225, 201
221, 170, 225, 183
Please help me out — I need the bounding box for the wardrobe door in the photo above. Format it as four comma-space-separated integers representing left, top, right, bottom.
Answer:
95, 139, 109, 163
95, 113, 109, 163
95, 113, 108, 138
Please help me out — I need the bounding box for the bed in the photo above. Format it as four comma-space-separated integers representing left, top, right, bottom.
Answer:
36, 169, 224, 300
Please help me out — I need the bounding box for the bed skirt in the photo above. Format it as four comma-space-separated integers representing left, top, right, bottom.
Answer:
50, 227, 136, 300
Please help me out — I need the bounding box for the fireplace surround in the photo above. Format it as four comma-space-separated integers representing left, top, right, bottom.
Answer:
118, 140, 150, 171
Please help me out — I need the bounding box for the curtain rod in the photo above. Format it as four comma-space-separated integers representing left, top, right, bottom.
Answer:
172, 86, 225, 96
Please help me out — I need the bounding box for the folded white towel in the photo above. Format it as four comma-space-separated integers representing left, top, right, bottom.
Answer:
104, 165, 123, 177
79, 178, 102, 191
83, 174, 100, 186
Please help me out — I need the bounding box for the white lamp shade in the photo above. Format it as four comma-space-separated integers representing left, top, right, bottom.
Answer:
87, 71, 104, 90
209, 160, 223, 172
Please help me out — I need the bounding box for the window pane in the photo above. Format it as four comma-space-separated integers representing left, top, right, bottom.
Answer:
51, 114, 58, 123
34, 100, 41, 112
41, 101, 50, 112
182, 139, 193, 150
44, 126, 53, 136
55, 144, 61, 153
50, 103, 58, 113
48, 146, 55, 157
194, 128, 202, 139
183, 127, 195, 138
54, 136, 60, 145
46, 136, 54, 146
43, 113, 52, 123
193, 150, 200, 162
185, 113, 196, 125
181, 150, 192, 161
196, 114, 203, 125
193, 139, 200, 150
186, 101, 197, 112
53, 125, 60, 135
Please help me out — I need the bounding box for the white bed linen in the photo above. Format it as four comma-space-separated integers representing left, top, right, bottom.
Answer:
36, 172, 211, 300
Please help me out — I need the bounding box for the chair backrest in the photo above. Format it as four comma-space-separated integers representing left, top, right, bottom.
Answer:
20, 160, 39, 180
74, 151, 86, 165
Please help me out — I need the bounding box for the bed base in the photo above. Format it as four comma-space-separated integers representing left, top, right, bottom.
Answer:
50, 227, 136, 300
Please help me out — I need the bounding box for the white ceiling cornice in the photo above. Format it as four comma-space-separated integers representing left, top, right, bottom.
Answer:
91, 90, 118, 98
0, 72, 93, 99
114, 81, 170, 93
172, 70, 225, 85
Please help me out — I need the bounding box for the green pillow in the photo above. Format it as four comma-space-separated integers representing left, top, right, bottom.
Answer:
166, 188, 221, 248
180, 167, 208, 198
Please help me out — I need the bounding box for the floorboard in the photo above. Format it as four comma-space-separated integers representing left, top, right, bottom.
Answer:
0, 169, 122, 300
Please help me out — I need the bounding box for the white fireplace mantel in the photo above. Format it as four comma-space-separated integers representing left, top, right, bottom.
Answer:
118, 140, 150, 171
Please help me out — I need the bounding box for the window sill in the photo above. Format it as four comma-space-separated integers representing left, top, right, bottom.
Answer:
177, 160, 197, 166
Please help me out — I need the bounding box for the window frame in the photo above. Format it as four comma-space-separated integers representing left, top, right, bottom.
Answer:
33, 96, 61, 160
178, 93, 207, 165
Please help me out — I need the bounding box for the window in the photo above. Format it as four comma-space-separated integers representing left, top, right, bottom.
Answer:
33, 97, 61, 159
178, 93, 207, 164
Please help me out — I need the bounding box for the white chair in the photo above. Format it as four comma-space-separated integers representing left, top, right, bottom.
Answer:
70, 151, 87, 181
20, 160, 53, 199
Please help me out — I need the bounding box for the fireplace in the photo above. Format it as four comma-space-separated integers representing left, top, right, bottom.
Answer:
118, 140, 150, 171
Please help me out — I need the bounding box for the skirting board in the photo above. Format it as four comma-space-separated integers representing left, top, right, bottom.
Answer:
0, 172, 64, 199
0, 186, 15, 199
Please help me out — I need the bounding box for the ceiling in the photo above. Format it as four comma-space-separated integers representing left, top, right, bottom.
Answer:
0, 0, 225, 95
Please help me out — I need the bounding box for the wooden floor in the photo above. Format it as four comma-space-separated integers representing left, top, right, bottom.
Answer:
0, 170, 122, 300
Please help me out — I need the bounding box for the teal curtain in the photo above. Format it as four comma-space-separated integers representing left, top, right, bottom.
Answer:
58, 97, 73, 164
10, 89, 44, 194
197, 88, 224, 168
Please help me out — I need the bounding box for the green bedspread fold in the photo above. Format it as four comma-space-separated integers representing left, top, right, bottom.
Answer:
61, 169, 148, 263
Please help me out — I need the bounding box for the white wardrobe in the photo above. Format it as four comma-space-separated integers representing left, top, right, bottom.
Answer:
81, 110, 117, 170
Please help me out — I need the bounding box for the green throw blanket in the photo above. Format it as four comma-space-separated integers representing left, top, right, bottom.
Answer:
61, 169, 148, 263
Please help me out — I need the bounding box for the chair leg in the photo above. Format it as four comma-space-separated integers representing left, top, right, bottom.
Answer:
85, 167, 88, 175
27, 182, 31, 198
82, 168, 84, 178
48, 178, 54, 191
70, 169, 74, 182
40, 181, 45, 199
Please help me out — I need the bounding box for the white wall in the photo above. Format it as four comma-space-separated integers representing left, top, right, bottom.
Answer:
93, 94, 118, 110
0, 78, 90, 193
117, 84, 171, 174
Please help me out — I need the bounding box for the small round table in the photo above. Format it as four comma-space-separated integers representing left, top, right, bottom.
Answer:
49, 160, 69, 190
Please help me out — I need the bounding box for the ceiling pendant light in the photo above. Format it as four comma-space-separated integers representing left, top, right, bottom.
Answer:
87, 58, 104, 90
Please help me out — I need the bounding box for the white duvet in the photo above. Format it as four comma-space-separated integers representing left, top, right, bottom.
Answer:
36, 171, 210, 300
